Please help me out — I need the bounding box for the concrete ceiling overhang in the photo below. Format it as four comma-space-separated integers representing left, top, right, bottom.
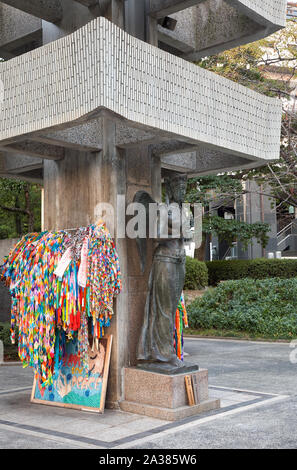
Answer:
155, 0, 287, 59
0, 17, 282, 179
0, 1, 287, 60
0, 0, 63, 23
0, 3, 42, 60
158, 148, 268, 176
147, 0, 286, 26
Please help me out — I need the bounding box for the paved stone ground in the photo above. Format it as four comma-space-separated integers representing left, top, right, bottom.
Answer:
0, 338, 296, 449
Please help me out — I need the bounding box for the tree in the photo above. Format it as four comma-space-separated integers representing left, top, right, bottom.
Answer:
197, 21, 297, 215
202, 216, 269, 251
0, 178, 41, 239
185, 175, 270, 260
187, 21, 297, 256
186, 174, 243, 207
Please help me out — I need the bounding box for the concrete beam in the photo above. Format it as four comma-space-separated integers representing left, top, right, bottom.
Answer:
116, 123, 167, 148
125, 0, 146, 40
87, 0, 124, 28
161, 151, 197, 172
157, 1, 286, 60
0, 50, 15, 60
0, 152, 43, 172
0, 3, 42, 56
0, 151, 43, 184
29, 120, 104, 152
73, 0, 111, 13
0, 171, 43, 184
0, 141, 65, 160
72, 0, 99, 6
151, 140, 198, 156
89, 0, 124, 28
191, 148, 257, 176
148, 0, 203, 18
0, 0, 63, 23
29, 135, 100, 153
5, 163, 42, 173
158, 25, 195, 54
182, 1, 265, 61
160, 147, 263, 176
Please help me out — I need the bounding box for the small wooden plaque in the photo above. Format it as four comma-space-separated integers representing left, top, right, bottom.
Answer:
185, 375, 195, 406
191, 374, 199, 404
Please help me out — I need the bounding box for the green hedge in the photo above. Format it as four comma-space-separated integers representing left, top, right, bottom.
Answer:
187, 277, 297, 339
184, 257, 208, 290
206, 258, 297, 285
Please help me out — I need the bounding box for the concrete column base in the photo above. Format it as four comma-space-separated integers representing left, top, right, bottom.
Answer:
119, 367, 220, 421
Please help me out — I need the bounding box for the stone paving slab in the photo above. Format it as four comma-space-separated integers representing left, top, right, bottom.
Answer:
0, 378, 277, 448
0, 338, 294, 448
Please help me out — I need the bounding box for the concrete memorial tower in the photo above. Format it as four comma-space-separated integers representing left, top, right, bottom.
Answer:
0, 0, 286, 418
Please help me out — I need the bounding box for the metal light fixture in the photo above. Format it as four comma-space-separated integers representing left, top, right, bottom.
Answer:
158, 16, 177, 31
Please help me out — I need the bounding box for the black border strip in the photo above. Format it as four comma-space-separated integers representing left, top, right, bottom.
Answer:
0, 395, 276, 449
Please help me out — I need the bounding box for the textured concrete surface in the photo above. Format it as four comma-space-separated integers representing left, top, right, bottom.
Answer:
122, 367, 209, 409
0, 0, 63, 23
0, 338, 296, 448
150, 0, 286, 26
0, 0, 285, 182
120, 398, 220, 421
0, 3, 41, 54
0, 17, 282, 165
120, 367, 219, 420
158, 0, 286, 60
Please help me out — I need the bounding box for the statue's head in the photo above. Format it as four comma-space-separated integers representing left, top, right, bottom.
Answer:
165, 174, 187, 204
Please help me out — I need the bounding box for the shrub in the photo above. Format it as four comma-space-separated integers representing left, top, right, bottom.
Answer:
0, 322, 12, 346
206, 258, 297, 285
187, 277, 297, 339
184, 257, 208, 290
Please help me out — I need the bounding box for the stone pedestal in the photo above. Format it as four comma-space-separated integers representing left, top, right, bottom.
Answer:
120, 367, 220, 421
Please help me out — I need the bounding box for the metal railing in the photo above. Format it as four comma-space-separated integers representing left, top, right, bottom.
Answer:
277, 221, 297, 249
222, 243, 238, 260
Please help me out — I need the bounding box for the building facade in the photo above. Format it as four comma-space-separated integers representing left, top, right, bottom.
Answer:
0, 0, 287, 405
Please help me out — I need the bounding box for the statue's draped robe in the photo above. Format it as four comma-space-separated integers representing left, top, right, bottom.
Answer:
137, 240, 185, 363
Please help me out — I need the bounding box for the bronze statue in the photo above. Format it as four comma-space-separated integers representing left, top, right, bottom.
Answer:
134, 174, 198, 375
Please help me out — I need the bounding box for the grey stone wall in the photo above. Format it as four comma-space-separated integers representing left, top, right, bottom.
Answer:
0, 238, 18, 323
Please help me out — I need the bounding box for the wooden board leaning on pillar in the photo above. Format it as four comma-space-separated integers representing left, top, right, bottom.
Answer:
31, 335, 113, 413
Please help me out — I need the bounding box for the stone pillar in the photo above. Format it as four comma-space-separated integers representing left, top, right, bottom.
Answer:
125, 0, 146, 40
43, 121, 163, 406
43, 118, 126, 406
124, 145, 159, 367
